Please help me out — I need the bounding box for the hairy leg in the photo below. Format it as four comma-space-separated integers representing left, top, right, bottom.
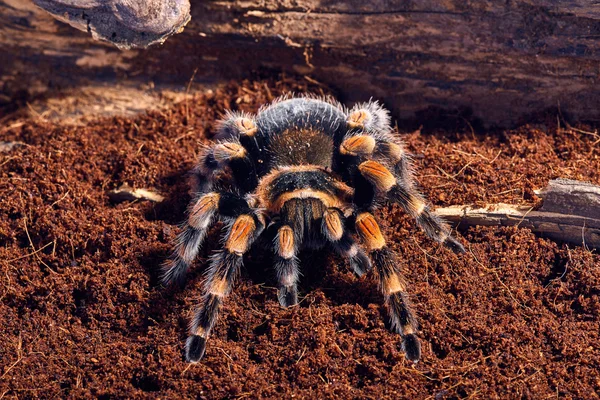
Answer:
355, 211, 421, 362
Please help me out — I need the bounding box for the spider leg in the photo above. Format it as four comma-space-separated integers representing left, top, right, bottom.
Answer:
375, 138, 414, 185
354, 211, 421, 362
162, 191, 259, 286
214, 112, 266, 168
337, 106, 464, 253
191, 138, 258, 194
274, 224, 300, 307
389, 181, 465, 253
215, 111, 258, 140
186, 210, 264, 363
343, 100, 412, 181
321, 207, 371, 277
348, 154, 464, 253
346, 101, 392, 134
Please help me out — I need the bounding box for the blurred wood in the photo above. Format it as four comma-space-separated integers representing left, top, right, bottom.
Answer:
437, 179, 600, 249
2, 0, 600, 126
108, 184, 165, 203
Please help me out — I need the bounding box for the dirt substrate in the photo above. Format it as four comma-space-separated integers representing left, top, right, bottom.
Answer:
1, 78, 599, 399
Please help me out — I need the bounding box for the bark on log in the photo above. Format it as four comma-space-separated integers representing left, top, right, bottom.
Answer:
2, 0, 600, 127
437, 179, 600, 249
33, 0, 191, 49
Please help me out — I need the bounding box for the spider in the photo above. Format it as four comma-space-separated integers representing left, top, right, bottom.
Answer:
162, 96, 465, 363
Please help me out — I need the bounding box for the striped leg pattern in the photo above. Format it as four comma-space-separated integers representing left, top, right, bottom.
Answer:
340, 101, 464, 253
355, 211, 421, 362
321, 207, 371, 277
186, 211, 264, 362
274, 224, 300, 307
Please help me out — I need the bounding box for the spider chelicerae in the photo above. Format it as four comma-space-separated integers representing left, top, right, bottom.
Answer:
162, 96, 465, 363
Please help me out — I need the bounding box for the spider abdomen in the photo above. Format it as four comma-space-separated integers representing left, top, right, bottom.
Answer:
256, 97, 347, 141
268, 128, 334, 168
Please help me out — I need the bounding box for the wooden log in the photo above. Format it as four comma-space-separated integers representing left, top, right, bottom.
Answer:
2, 0, 600, 126
34, 0, 191, 49
536, 179, 600, 217
436, 179, 600, 249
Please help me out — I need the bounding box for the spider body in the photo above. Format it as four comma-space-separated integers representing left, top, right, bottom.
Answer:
163, 96, 464, 363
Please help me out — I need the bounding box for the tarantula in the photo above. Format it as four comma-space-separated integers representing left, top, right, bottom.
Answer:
162, 96, 464, 363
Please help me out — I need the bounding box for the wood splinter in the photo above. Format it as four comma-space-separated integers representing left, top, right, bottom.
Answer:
436, 179, 600, 249
108, 184, 165, 203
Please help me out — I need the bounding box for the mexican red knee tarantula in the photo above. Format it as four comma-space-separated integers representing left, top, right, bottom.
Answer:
162, 96, 464, 363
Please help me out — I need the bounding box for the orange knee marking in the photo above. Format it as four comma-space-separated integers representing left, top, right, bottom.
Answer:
213, 142, 246, 162
235, 118, 257, 136
383, 142, 405, 162
402, 324, 416, 335
323, 209, 343, 241
359, 161, 396, 192
438, 231, 449, 243
209, 277, 228, 297
278, 226, 295, 259
225, 215, 255, 255
176, 243, 194, 263
340, 135, 376, 156
383, 273, 406, 295
408, 194, 426, 216
189, 193, 219, 228
355, 213, 386, 251
193, 326, 207, 337
347, 109, 369, 129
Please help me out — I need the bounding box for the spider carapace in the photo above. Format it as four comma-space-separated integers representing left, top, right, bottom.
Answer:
162, 96, 465, 363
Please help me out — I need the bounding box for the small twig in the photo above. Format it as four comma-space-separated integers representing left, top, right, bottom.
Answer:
303, 76, 326, 87
263, 83, 273, 101
459, 116, 476, 139
185, 68, 199, 122
332, 342, 347, 358
23, 218, 59, 274
26, 102, 45, 121
6, 241, 54, 263
0, 156, 18, 168
318, 374, 328, 384
412, 237, 442, 262
436, 160, 473, 182
0, 334, 23, 379
469, 246, 531, 311
491, 188, 520, 196
295, 346, 308, 364
545, 246, 570, 288
515, 206, 534, 228
181, 363, 193, 375
582, 219, 589, 251
174, 129, 196, 143
47, 191, 70, 210
489, 149, 502, 164
214, 346, 234, 363
394, 365, 439, 382
566, 122, 599, 138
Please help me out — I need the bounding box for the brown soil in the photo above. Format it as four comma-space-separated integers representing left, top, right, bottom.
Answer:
1, 77, 599, 399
